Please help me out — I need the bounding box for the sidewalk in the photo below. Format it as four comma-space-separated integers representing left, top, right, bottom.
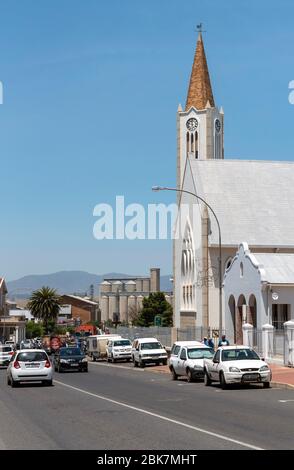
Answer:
149, 363, 294, 390
269, 363, 294, 389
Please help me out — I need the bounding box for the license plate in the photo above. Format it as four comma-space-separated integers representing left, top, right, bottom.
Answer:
25, 363, 40, 368
70, 363, 78, 367
242, 373, 259, 381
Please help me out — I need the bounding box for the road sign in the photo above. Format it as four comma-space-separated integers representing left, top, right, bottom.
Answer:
154, 315, 162, 326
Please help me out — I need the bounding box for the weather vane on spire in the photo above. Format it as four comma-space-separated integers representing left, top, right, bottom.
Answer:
196, 23, 206, 33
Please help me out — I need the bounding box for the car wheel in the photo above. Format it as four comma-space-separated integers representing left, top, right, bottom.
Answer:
111, 355, 116, 364
187, 368, 194, 383
11, 378, 18, 388
44, 380, 53, 386
107, 356, 111, 363
139, 359, 144, 368
162, 359, 167, 366
92, 355, 96, 362
204, 371, 212, 386
220, 372, 227, 389
58, 365, 63, 373
263, 382, 271, 389
171, 367, 178, 380
7, 376, 11, 386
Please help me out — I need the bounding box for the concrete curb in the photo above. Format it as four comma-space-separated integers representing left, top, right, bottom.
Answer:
271, 381, 294, 390
144, 368, 294, 390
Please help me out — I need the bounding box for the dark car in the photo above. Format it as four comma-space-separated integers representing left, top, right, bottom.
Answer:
54, 347, 88, 373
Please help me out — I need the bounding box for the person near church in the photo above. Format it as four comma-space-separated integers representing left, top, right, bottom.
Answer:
202, 336, 215, 349
218, 334, 230, 347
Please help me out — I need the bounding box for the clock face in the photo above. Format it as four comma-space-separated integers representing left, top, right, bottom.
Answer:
215, 119, 221, 133
186, 118, 198, 132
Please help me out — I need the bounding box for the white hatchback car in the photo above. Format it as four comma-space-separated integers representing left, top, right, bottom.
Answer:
132, 338, 168, 367
169, 343, 214, 382
168, 341, 203, 367
7, 349, 53, 387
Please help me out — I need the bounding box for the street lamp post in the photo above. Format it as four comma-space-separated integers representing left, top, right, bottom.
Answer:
152, 186, 223, 334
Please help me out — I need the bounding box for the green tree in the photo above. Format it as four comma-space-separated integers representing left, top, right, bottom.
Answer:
27, 287, 62, 334
25, 321, 44, 339
137, 292, 173, 327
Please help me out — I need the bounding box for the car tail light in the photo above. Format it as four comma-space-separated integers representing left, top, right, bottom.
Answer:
8, 351, 14, 355
45, 360, 51, 368
14, 360, 20, 369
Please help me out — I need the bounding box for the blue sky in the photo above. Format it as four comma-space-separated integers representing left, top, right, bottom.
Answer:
0, 0, 294, 280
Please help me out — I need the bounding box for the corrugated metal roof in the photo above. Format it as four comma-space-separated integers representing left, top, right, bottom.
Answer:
254, 253, 294, 284
190, 160, 294, 247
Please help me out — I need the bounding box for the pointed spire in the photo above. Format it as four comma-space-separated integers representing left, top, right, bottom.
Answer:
185, 33, 215, 111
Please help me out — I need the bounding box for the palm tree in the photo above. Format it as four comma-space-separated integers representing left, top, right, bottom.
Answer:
27, 287, 61, 333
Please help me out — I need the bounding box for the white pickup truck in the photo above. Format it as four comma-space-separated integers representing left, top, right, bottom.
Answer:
204, 345, 272, 389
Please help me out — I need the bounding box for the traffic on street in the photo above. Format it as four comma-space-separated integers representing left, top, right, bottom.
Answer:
0, 336, 294, 450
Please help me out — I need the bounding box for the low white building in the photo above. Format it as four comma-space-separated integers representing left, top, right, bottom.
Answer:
223, 242, 294, 344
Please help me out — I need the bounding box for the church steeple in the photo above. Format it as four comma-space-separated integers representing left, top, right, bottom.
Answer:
185, 33, 215, 111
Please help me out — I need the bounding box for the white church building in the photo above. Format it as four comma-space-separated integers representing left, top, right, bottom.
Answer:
173, 32, 294, 338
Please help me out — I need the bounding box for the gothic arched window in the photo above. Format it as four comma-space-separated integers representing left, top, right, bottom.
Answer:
181, 222, 196, 311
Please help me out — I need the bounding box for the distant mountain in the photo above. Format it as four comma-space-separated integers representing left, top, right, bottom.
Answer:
6, 271, 173, 299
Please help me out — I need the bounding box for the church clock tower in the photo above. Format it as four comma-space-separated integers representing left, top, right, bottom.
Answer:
173, 30, 224, 329
177, 32, 224, 190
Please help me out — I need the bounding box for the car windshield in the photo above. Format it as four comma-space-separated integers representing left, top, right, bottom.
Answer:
60, 348, 82, 356
113, 340, 131, 346
222, 349, 260, 361
141, 342, 162, 350
17, 352, 48, 362
0, 346, 12, 352
187, 348, 214, 359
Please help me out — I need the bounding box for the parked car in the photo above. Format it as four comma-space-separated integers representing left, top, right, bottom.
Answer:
87, 334, 122, 361
168, 341, 203, 366
203, 346, 272, 389
0, 345, 14, 368
132, 338, 168, 368
169, 343, 214, 382
54, 347, 88, 372
7, 349, 53, 387
5, 340, 15, 348
106, 338, 132, 363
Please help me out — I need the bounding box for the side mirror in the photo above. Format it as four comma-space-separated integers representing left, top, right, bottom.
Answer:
213, 358, 219, 363
261, 357, 265, 361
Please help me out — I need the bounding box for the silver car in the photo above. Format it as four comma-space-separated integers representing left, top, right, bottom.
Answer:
0, 345, 14, 368
7, 349, 53, 387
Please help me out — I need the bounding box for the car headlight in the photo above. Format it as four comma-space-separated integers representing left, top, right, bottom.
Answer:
60, 359, 68, 363
81, 358, 88, 362
229, 367, 241, 373
260, 365, 269, 371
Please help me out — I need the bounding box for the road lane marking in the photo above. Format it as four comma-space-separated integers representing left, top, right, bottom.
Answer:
279, 399, 294, 403
89, 362, 144, 371
54, 380, 263, 450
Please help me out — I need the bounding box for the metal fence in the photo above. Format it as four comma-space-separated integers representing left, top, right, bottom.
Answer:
273, 329, 285, 357
108, 326, 172, 348
108, 326, 225, 349
252, 329, 263, 356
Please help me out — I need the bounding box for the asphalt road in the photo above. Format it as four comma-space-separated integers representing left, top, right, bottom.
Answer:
0, 361, 294, 450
